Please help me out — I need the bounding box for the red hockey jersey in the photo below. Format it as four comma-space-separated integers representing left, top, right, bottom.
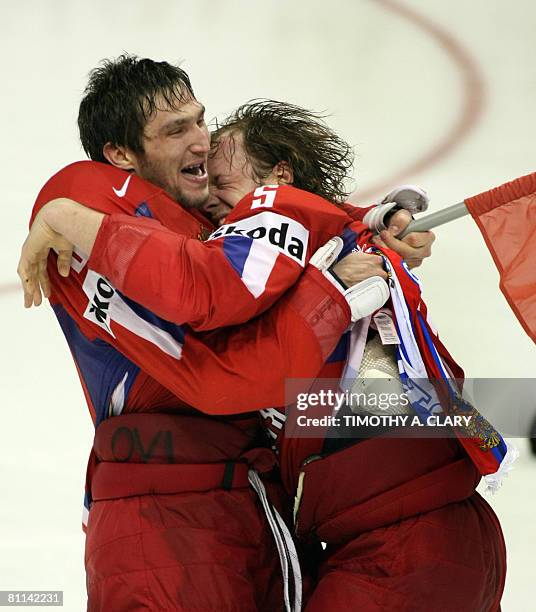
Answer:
44, 163, 376, 497
33, 161, 353, 424
87, 182, 353, 329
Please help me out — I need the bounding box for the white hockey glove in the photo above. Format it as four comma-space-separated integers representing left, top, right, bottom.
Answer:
309, 237, 390, 323
363, 185, 429, 233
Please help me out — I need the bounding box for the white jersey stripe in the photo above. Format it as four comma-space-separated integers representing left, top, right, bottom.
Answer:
82, 270, 183, 359
241, 241, 279, 298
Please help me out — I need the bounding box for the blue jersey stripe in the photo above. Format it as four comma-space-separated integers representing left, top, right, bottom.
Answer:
336, 227, 359, 260
135, 202, 153, 218
53, 304, 140, 426
327, 331, 350, 363
223, 235, 254, 277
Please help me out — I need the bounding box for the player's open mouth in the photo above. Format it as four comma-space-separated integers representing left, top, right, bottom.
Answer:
181, 162, 208, 183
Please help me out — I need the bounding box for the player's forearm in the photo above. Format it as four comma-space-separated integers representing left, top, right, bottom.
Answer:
88, 213, 254, 329
41, 198, 105, 255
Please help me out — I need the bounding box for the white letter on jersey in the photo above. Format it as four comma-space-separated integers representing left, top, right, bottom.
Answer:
251, 185, 278, 209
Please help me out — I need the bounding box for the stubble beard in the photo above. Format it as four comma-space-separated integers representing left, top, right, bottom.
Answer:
138, 157, 209, 209
177, 188, 210, 210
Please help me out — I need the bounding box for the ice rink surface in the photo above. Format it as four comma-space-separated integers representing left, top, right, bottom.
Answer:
1, 0, 535, 609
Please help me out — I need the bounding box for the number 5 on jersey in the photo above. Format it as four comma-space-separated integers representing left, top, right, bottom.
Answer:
251, 185, 279, 209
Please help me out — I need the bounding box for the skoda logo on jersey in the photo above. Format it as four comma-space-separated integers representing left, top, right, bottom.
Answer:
208, 211, 309, 266
90, 279, 114, 322
81, 270, 184, 358
83, 271, 117, 337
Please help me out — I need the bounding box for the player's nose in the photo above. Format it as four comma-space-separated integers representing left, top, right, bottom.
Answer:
202, 194, 228, 225
203, 192, 219, 211
202, 193, 223, 218
190, 124, 210, 154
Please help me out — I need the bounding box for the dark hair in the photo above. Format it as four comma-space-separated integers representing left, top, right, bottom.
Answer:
78, 54, 195, 162
211, 100, 354, 204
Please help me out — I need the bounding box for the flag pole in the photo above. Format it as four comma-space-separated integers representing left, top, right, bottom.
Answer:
395, 171, 536, 343
398, 202, 468, 237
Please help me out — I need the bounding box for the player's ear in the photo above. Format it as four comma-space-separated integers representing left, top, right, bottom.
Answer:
273, 161, 294, 185
103, 142, 138, 171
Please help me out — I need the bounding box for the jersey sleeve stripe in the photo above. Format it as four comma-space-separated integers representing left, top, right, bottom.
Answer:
240, 240, 280, 298
222, 235, 254, 277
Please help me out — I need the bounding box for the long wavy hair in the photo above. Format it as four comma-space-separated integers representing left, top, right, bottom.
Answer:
211, 99, 354, 204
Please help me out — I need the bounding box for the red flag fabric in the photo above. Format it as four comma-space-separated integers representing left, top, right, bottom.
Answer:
465, 172, 536, 343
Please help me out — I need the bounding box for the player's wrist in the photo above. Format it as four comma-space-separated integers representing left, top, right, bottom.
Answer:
326, 266, 349, 290
364, 185, 429, 233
